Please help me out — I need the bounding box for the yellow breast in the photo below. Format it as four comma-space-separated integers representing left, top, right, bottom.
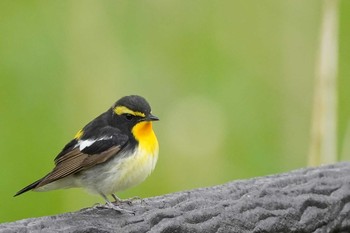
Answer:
132, 121, 159, 155
77, 121, 159, 195
106, 121, 159, 193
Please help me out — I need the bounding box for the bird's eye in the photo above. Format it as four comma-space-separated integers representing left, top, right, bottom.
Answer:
125, 114, 134, 120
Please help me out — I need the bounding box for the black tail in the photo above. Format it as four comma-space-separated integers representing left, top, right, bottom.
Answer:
14, 178, 43, 197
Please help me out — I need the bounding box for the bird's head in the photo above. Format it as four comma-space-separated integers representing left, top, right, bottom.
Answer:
112, 95, 159, 133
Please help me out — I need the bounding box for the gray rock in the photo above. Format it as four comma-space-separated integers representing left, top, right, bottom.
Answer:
1, 162, 350, 233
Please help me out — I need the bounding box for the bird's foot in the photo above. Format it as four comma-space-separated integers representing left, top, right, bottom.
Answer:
112, 194, 143, 205
93, 202, 135, 215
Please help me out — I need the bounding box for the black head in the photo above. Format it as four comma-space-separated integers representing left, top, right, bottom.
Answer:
111, 95, 159, 130
115, 95, 151, 116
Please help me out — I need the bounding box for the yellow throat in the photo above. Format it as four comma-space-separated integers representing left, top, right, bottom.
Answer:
132, 121, 158, 155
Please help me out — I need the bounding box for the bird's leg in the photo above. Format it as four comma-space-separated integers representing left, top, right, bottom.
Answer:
111, 193, 122, 202
94, 193, 134, 214
112, 193, 142, 205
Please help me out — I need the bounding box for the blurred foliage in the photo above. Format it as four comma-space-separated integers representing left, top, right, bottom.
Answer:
0, 0, 349, 223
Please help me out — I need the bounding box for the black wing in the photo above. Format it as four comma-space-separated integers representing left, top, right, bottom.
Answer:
15, 126, 129, 196
46, 126, 129, 184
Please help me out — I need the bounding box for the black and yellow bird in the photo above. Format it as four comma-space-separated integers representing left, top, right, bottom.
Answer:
15, 95, 159, 211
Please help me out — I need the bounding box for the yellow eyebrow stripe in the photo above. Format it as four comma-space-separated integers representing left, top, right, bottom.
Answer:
114, 106, 145, 117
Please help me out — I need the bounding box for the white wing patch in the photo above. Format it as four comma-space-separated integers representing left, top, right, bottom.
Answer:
76, 136, 113, 151
78, 140, 94, 150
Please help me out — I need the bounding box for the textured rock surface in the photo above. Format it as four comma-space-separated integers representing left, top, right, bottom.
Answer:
1, 162, 350, 233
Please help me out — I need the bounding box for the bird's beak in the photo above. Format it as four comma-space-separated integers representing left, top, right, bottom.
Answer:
146, 114, 159, 121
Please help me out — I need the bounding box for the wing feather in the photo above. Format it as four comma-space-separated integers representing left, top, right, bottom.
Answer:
37, 146, 120, 187
36, 127, 128, 188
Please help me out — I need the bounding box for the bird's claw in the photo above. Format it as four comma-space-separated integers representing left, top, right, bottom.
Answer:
93, 203, 135, 215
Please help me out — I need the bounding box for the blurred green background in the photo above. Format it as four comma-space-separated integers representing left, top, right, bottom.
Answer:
1, 0, 349, 223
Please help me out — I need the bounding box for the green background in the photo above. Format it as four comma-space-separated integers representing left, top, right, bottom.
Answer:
1, 1, 349, 223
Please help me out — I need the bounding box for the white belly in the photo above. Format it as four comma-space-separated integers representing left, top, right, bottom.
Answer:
76, 145, 158, 195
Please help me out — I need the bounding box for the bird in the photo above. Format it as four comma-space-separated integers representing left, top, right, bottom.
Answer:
14, 95, 159, 212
